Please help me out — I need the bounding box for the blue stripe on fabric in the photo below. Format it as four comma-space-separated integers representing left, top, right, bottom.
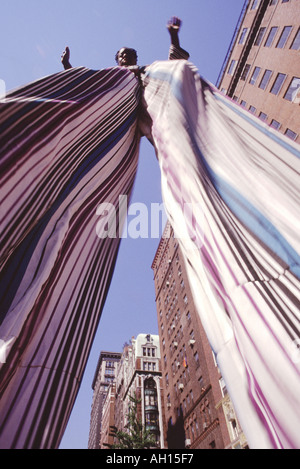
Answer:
212, 176, 300, 278
0, 110, 137, 323
151, 65, 300, 278
214, 93, 300, 159
147, 66, 300, 159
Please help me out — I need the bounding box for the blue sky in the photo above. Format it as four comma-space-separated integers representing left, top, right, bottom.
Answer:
1, 0, 245, 449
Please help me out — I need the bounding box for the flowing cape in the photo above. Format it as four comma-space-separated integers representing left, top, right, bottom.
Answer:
1, 59, 300, 449
143, 60, 300, 449
0, 66, 140, 448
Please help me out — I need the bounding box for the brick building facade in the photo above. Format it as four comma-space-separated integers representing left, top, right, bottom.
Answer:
151, 223, 248, 449
217, 0, 300, 142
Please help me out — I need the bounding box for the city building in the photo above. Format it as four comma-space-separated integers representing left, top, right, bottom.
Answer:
99, 382, 117, 449
151, 223, 248, 449
88, 351, 121, 449
216, 0, 300, 143
113, 334, 166, 449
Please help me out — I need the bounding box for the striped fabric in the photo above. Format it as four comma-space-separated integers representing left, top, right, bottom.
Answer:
1, 52, 299, 449
168, 44, 190, 61
142, 60, 300, 449
0, 66, 140, 448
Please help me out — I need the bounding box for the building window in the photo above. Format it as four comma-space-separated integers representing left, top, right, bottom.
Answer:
284, 77, 300, 102
249, 66, 261, 85
239, 28, 248, 44
276, 26, 292, 49
281, 0, 290, 3
231, 419, 239, 439
290, 28, 300, 50
219, 377, 227, 397
145, 412, 159, 428
249, 106, 256, 114
264, 27, 278, 47
259, 112, 268, 121
270, 119, 281, 130
194, 351, 200, 368
186, 311, 191, 324
228, 60, 236, 75
241, 63, 251, 81
270, 73, 286, 95
240, 100, 247, 107
284, 129, 298, 141
269, 0, 278, 5
259, 69, 272, 90
143, 361, 155, 371
251, 0, 260, 9
254, 27, 266, 46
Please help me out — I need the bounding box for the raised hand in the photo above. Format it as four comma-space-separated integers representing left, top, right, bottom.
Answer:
61, 46, 72, 70
167, 17, 182, 48
167, 16, 182, 33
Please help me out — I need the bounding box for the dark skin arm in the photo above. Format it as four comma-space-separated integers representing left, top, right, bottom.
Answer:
167, 16, 182, 48
61, 46, 72, 70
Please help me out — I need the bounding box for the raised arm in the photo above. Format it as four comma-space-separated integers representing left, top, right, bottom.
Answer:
167, 17, 190, 61
167, 17, 182, 48
61, 46, 72, 70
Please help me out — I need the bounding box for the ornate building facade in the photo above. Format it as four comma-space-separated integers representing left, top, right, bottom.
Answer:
113, 334, 166, 449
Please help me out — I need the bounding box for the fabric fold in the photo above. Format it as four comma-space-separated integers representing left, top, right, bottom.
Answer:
0, 66, 141, 448
1, 59, 299, 449
142, 59, 300, 449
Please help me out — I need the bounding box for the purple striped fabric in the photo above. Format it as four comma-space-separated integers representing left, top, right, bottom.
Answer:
142, 60, 300, 448
1, 51, 299, 450
0, 66, 140, 448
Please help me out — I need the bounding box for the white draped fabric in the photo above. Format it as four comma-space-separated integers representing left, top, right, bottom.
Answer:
1, 57, 299, 448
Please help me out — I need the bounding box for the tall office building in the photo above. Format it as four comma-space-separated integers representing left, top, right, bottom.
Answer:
113, 334, 166, 449
88, 351, 121, 449
217, 0, 300, 142
151, 223, 248, 449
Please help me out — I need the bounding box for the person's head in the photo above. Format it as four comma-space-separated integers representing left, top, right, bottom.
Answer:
115, 47, 138, 67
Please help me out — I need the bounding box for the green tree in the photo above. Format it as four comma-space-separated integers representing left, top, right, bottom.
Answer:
109, 393, 157, 449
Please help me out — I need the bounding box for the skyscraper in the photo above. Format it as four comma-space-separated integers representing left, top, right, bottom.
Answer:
216, 0, 300, 142
151, 223, 247, 449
